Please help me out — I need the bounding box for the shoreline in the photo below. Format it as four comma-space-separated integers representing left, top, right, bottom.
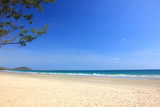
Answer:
0, 71, 160, 107
2, 70, 160, 80
1, 71, 160, 88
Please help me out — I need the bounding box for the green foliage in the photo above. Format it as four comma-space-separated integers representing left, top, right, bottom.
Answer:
0, 0, 55, 46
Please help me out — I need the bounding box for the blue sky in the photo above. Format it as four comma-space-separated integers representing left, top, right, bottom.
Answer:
1, 0, 160, 70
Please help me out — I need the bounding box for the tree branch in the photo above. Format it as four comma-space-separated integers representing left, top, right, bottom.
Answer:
0, 42, 20, 45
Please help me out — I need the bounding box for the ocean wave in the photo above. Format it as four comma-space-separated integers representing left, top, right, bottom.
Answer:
2, 70, 160, 80
92, 73, 160, 79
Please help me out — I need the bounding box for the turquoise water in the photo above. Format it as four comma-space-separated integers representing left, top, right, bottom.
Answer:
5, 69, 160, 80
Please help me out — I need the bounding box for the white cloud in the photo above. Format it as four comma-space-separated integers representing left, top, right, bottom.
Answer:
2, 48, 160, 70
122, 38, 126, 42
0, 48, 116, 70
131, 49, 160, 57
113, 58, 119, 61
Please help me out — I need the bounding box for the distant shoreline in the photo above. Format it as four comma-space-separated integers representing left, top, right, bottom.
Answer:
1, 69, 160, 80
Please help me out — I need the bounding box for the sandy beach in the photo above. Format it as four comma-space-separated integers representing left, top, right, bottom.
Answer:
0, 71, 160, 107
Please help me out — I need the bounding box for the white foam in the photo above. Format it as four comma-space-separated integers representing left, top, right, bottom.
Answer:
1, 70, 160, 80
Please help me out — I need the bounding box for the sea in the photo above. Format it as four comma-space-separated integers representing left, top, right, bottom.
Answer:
3, 69, 160, 80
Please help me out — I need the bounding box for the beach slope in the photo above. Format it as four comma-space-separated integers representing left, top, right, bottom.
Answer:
0, 71, 160, 107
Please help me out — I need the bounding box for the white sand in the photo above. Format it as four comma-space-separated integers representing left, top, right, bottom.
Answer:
0, 71, 160, 107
